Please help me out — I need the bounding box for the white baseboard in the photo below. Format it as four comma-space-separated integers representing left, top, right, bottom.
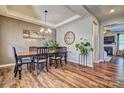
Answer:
68, 59, 93, 68
68, 59, 79, 64
0, 63, 15, 68
99, 59, 104, 62
93, 60, 100, 63
93, 59, 106, 63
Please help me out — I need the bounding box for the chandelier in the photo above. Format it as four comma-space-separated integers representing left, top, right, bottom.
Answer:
103, 27, 110, 34
40, 10, 52, 39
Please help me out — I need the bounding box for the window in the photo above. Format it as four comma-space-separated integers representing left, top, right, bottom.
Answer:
119, 34, 124, 50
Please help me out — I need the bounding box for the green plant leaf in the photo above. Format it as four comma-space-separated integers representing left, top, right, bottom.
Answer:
75, 38, 93, 56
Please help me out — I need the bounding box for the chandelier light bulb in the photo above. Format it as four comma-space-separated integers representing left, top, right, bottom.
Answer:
39, 10, 52, 39
40, 28, 44, 33
45, 30, 48, 34
48, 29, 52, 34
110, 9, 115, 13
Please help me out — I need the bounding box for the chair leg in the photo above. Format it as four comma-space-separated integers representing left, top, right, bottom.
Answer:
46, 61, 48, 72
27, 63, 29, 70
14, 64, 17, 73
60, 59, 63, 67
19, 70, 21, 79
14, 65, 18, 77
55, 60, 58, 68
49, 59, 52, 66
40, 63, 43, 71
14, 70, 18, 77
30, 63, 32, 73
32, 62, 35, 70
19, 65, 22, 80
36, 63, 39, 75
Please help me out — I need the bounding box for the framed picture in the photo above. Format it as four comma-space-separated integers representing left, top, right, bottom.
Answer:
23, 29, 42, 39
23, 29, 30, 38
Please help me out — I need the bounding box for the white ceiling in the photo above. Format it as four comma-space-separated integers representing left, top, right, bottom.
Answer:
33, 5, 76, 25
0, 5, 90, 28
86, 5, 124, 21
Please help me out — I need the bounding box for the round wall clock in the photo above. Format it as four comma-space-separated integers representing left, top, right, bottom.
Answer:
64, 31, 75, 45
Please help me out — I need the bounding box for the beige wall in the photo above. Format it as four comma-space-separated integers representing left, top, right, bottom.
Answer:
0, 16, 56, 65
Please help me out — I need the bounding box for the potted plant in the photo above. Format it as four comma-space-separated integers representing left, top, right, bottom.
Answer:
75, 38, 93, 66
50, 40, 60, 50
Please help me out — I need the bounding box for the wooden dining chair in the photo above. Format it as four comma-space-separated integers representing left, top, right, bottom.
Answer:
13, 47, 21, 79
29, 46, 37, 58
49, 47, 63, 68
59, 47, 67, 64
29, 46, 38, 52
33, 47, 48, 75
13, 47, 32, 79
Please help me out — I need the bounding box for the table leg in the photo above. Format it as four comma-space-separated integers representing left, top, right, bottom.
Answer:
55, 60, 58, 68
65, 53, 67, 64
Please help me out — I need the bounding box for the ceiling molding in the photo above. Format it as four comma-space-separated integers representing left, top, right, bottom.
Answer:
55, 15, 81, 27
10, 10, 55, 27
0, 5, 56, 28
31, 5, 82, 28
83, 5, 100, 23
0, 5, 92, 28
67, 5, 90, 16
55, 5, 91, 27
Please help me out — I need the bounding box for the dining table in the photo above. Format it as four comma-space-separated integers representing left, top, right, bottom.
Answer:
16, 49, 67, 79
17, 50, 68, 64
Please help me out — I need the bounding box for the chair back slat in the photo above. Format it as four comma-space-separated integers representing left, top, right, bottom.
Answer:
36, 47, 48, 58
29, 46, 38, 52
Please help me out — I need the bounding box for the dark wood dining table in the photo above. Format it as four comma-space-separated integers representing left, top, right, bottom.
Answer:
17, 50, 68, 64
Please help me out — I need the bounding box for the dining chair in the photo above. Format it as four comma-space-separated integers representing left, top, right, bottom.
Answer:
34, 47, 48, 75
49, 47, 63, 68
29, 46, 38, 70
13, 47, 32, 79
59, 47, 67, 64
29, 46, 38, 52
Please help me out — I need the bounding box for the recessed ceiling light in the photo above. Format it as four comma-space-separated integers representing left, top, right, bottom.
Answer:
110, 9, 115, 13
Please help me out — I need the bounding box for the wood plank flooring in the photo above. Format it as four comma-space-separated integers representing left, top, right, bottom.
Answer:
0, 56, 124, 88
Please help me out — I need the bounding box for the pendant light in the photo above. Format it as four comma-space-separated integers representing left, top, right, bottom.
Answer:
40, 10, 52, 39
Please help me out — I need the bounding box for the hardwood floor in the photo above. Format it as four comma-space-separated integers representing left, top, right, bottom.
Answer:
0, 56, 124, 88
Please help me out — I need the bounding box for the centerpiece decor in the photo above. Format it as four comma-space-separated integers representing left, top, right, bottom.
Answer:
43, 38, 49, 47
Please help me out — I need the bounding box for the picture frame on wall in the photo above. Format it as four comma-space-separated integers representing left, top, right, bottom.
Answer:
23, 29, 30, 38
